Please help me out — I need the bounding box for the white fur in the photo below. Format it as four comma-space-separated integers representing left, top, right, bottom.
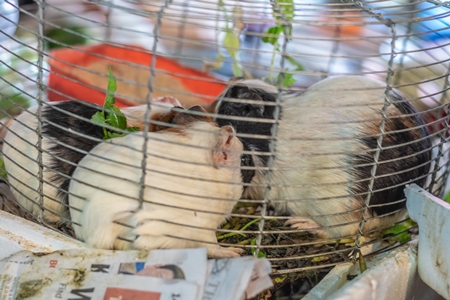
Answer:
68, 122, 244, 258
1, 100, 179, 223
2, 105, 61, 222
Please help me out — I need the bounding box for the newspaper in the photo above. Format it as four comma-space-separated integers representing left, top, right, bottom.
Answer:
0, 248, 272, 300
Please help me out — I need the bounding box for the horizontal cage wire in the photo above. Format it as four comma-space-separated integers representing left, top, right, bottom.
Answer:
1, 0, 450, 297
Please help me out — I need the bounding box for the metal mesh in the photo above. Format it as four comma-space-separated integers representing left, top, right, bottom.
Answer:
1, 0, 450, 294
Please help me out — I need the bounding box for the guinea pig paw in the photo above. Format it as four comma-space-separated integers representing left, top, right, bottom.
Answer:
284, 217, 325, 236
284, 217, 319, 228
206, 246, 244, 258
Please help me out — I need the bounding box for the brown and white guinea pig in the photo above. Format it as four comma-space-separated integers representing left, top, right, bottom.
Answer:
210, 75, 432, 239
1, 96, 182, 223
68, 108, 246, 258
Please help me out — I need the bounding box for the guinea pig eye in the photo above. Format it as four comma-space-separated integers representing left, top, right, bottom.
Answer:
256, 104, 264, 115
241, 154, 253, 165
243, 105, 252, 114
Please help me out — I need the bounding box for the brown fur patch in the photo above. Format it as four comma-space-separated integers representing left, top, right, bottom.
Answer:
149, 108, 182, 132
172, 105, 214, 125
126, 103, 214, 134
149, 105, 217, 135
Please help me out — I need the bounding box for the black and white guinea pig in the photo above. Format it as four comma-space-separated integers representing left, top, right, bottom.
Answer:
1, 96, 182, 223
210, 75, 432, 239
68, 108, 246, 258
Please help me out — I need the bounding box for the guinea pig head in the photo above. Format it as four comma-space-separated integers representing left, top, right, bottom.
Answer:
169, 106, 251, 188
212, 80, 279, 172
211, 125, 242, 169
215, 80, 277, 119
174, 105, 256, 187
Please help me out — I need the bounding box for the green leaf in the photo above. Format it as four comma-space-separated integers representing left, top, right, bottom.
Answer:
444, 191, 450, 204
262, 26, 283, 45
91, 111, 106, 125
106, 106, 127, 130
105, 131, 125, 140
390, 232, 412, 244
273, 0, 294, 21
383, 219, 416, 236
231, 62, 244, 78
286, 55, 304, 71
283, 24, 293, 39
250, 238, 266, 258
383, 219, 416, 244
223, 31, 240, 58
91, 67, 142, 140
126, 126, 140, 132
44, 27, 88, 50
277, 72, 296, 87
269, 1, 294, 39
0, 93, 31, 119
105, 67, 117, 107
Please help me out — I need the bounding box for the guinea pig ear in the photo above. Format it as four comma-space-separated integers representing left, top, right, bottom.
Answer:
152, 96, 182, 107
172, 105, 213, 125
188, 105, 208, 113
147, 106, 185, 132
212, 125, 236, 168
206, 100, 220, 114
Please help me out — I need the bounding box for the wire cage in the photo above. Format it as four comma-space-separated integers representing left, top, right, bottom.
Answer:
1, 0, 450, 297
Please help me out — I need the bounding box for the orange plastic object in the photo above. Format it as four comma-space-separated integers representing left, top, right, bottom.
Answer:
47, 44, 226, 107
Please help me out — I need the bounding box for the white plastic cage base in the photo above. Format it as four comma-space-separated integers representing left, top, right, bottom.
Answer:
406, 184, 450, 300
303, 183, 450, 300
0, 210, 86, 261
303, 243, 444, 300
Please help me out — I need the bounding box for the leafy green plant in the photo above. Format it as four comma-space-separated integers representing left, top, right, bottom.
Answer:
0, 46, 36, 118
204, 2, 247, 78
205, 0, 304, 85
0, 93, 31, 119
91, 67, 139, 139
382, 219, 417, 244
250, 237, 267, 258
262, 0, 304, 87
45, 27, 88, 50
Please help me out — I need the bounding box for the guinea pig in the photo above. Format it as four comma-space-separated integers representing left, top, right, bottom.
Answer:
68, 111, 246, 258
1, 96, 182, 223
211, 75, 432, 239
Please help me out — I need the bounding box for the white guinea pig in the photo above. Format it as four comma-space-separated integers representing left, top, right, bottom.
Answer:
68, 112, 246, 258
1, 97, 181, 223
211, 75, 433, 239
